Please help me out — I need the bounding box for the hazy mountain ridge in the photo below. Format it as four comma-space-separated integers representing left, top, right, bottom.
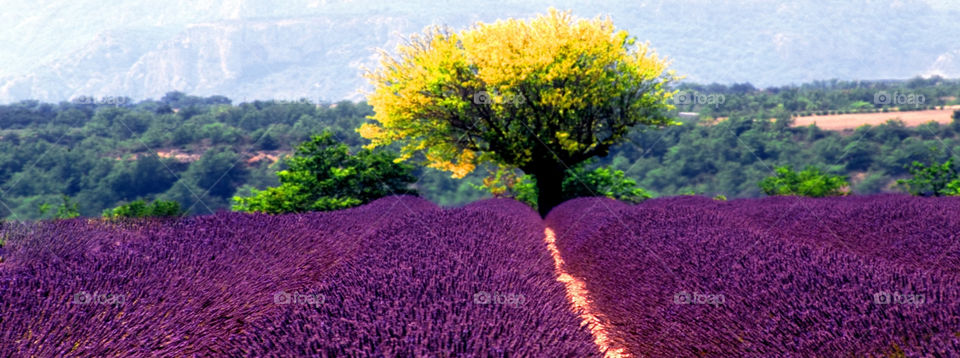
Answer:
2, 0, 960, 104
117, 16, 421, 102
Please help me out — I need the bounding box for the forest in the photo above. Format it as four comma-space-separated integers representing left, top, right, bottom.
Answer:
1, 79, 959, 219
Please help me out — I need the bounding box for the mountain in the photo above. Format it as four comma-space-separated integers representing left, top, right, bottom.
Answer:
926, 49, 960, 78
2, 0, 960, 104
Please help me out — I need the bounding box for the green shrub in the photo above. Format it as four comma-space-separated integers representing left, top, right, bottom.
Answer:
896, 158, 960, 197
104, 199, 184, 218
38, 196, 80, 220
562, 164, 653, 204
854, 172, 892, 194
477, 160, 652, 210
232, 130, 417, 214
758, 166, 849, 197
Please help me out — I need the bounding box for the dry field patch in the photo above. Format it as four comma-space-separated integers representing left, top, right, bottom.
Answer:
792, 105, 960, 130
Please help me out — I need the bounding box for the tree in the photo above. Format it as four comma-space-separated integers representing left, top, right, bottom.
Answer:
360, 9, 677, 216
161, 147, 248, 215
897, 158, 960, 197
472, 161, 652, 210
103, 199, 184, 219
189, 148, 249, 200
539, 164, 654, 208
758, 166, 849, 197
232, 131, 417, 214
106, 154, 177, 200
562, 164, 652, 203
38, 195, 80, 219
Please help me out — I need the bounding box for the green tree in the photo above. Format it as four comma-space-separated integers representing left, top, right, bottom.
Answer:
106, 154, 177, 200
561, 163, 652, 203
759, 166, 849, 197
38, 195, 80, 219
896, 158, 960, 196
161, 147, 248, 214
103, 199, 184, 218
360, 9, 677, 216
854, 172, 893, 194
232, 131, 417, 214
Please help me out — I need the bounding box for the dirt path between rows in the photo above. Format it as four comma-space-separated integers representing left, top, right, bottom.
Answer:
543, 227, 629, 358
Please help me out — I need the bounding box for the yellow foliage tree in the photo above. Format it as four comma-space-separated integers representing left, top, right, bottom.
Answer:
361, 9, 679, 216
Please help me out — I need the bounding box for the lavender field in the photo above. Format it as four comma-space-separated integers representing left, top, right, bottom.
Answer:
547, 195, 960, 356
0, 196, 597, 356
2, 194, 959, 356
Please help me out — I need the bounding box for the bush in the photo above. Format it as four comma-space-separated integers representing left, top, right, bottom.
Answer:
38, 196, 80, 220
477, 161, 652, 210
758, 166, 849, 197
562, 165, 653, 204
103, 199, 185, 219
854, 172, 892, 194
896, 158, 960, 197
232, 131, 417, 214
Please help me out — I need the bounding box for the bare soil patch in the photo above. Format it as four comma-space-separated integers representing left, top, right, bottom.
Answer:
792, 105, 960, 131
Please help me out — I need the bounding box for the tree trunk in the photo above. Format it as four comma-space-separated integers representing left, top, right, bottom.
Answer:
532, 165, 566, 218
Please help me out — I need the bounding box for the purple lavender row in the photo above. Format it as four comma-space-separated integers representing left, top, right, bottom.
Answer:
1, 196, 597, 356
0, 196, 420, 356
225, 198, 599, 357
547, 196, 960, 357
715, 195, 960, 274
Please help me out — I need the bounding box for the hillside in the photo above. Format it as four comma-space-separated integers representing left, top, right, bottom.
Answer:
2, 86, 959, 220
4, 0, 960, 103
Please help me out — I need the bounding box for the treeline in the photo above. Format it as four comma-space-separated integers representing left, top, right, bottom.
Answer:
601, 112, 960, 198
0, 92, 483, 219
1, 84, 959, 219
676, 76, 960, 118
